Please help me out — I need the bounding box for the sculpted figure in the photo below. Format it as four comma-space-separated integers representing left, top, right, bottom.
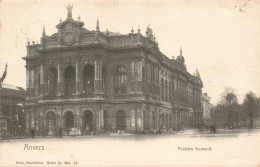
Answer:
67, 3, 73, 18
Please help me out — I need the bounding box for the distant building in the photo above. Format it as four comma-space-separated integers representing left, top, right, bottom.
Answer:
0, 84, 26, 136
23, 5, 203, 135
201, 93, 212, 126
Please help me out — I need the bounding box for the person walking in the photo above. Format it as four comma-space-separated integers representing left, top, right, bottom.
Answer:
59, 127, 62, 138
31, 127, 35, 138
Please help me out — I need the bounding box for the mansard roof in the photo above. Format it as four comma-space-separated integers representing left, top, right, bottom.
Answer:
1, 84, 26, 99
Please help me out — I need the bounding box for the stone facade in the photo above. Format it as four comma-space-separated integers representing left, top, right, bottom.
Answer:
23, 6, 203, 135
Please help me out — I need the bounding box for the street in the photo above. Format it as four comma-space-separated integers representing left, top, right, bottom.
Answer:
0, 129, 260, 167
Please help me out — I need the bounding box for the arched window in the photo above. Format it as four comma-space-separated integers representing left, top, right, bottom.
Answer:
47, 67, 58, 96
115, 66, 127, 94
82, 64, 94, 94
64, 66, 76, 96
160, 78, 164, 101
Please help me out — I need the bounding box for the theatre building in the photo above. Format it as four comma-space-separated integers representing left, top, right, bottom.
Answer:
23, 6, 203, 135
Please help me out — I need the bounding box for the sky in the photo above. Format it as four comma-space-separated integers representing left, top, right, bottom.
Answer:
0, 0, 259, 104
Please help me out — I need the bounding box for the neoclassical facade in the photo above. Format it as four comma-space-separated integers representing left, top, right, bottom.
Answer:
23, 6, 203, 135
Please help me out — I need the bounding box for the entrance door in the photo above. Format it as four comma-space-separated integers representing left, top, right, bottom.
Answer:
103, 110, 109, 131
82, 110, 93, 132
46, 112, 56, 135
63, 111, 74, 131
116, 110, 126, 130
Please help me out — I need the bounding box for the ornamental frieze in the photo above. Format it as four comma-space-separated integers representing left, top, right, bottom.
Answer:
81, 35, 96, 44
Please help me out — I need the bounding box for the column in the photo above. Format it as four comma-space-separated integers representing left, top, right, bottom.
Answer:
136, 61, 143, 93
131, 109, 136, 131
94, 60, 102, 94
99, 61, 103, 94
31, 111, 35, 128
30, 70, 35, 97
26, 111, 29, 131
35, 110, 40, 132
157, 109, 160, 130
75, 108, 81, 134
136, 108, 143, 132
178, 110, 181, 130
76, 62, 80, 95
130, 61, 135, 93
100, 110, 104, 131
57, 63, 62, 96
26, 70, 30, 97
40, 65, 44, 97
39, 109, 44, 135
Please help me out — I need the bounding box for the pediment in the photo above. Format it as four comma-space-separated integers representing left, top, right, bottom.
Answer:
56, 18, 84, 30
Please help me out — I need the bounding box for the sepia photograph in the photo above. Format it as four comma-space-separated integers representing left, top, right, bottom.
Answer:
0, 0, 260, 166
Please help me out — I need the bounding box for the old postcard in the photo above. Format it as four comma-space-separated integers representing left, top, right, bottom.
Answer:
0, 0, 260, 167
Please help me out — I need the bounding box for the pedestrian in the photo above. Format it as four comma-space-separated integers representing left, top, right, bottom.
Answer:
59, 127, 62, 138
31, 127, 35, 138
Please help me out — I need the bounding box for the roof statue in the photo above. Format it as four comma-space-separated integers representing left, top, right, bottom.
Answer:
42, 25, 46, 37
146, 24, 153, 39
196, 68, 201, 78
176, 47, 185, 65
137, 26, 140, 33
131, 26, 134, 33
67, 3, 73, 19
96, 19, 100, 31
